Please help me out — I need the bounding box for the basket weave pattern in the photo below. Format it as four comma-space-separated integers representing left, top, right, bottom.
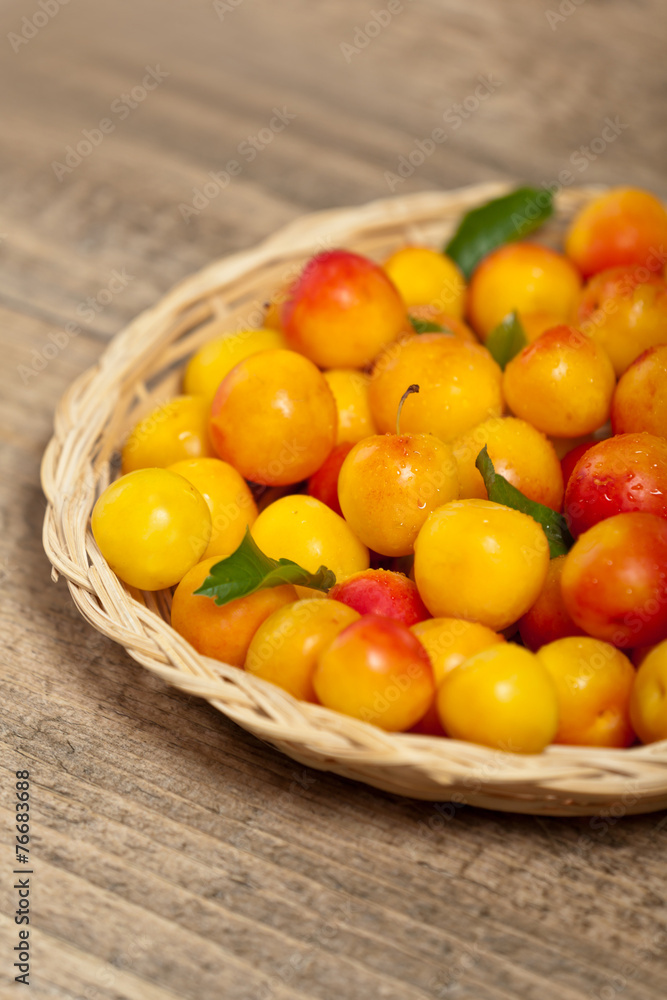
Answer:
41, 183, 667, 816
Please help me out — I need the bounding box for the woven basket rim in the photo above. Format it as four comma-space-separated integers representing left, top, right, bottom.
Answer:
41, 181, 667, 815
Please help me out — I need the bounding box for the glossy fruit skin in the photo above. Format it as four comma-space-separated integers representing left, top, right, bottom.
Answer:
183, 326, 286, 404
436, 644, 559, 754
565, 187, 667, 278
560, 441, 596, 490
92, 469, 212, 591
337, 432, 460, 557
313, 615, 435, 731
467, 242, 582, 339
323, 369, 377, 445
537, 637, 636, 747
368, 334, 503, 443
561, 512, 667, 648
281, 250, 407, 369
307, 442, 354, 516
413, 499, 550, 631
330, 569, 430, 626
574, 267, 667, 376
171, 557, 297, 666
121, 395, 215, 474
612, 345, 667, 437
251, 494, 369, 581
503, 325, 616, 437
167, 457, 258, 560
518, 555, 586, 651
629, 640, 667, 743
410, 618, 504, 735
453, 415, 564, 511
245, 598, 359, 701
383, 246, 466, 317
563, 432, 667, 538
210, 349, 337, 486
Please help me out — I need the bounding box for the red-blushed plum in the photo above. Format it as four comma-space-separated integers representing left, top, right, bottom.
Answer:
281, 250, 407, 369
313, 615, 435, 731
561, 512, 667, 648
307, 442, 354, 517
560, 441, 596, 491
564, 432, 667, 537
330, 568, 430, 627
518, 555, 586, 651
565, 187, 667, 277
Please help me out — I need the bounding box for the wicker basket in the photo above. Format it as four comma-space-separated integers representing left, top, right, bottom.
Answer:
41, 182, 667, 817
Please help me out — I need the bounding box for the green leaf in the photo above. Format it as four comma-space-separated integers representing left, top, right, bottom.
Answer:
485, 310, 528, 369
408, 316, 459, 336
444, 186, 554, 279
409, 316, 446, 334
194, 528, 336, 606
475, 446, 573, 558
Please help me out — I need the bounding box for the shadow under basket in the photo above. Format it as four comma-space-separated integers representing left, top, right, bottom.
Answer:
41, 181, 667, 817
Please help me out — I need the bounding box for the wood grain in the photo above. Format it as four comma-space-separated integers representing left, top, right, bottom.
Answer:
1, 0, 667, 996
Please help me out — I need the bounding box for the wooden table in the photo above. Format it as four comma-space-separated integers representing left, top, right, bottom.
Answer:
2, 1, 666, 996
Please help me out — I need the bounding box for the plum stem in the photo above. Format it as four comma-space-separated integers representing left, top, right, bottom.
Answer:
396, 384, 420, 436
